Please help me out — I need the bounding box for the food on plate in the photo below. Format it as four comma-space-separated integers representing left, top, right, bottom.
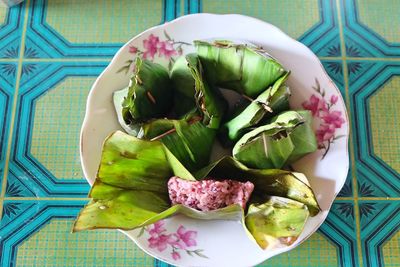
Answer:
185, 53, 228, 129
75, 39, 321, 250
73, 131, 320, 249
168, 176, 255, 211
221, 72, 291, 144
170, 55, 197, 117
246, 196, 309, 249
195, 40, 288, 97
122, 57, 173, 126
233, 110, 317, 169
113, 102, 216, 173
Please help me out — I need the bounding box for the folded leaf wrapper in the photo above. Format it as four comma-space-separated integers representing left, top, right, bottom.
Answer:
221, 72, 291, 144
74, 131, 320, 250
233, 110, 317, 169
185, 53, 228, 129
113, 87, 143, 136
170, 55, 197, 118
246, 196, 309, 249
122, 58, 173, 125
195, 40, 288, 98
144, 118, 216, 172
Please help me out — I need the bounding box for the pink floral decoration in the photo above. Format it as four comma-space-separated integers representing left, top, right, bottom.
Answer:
148, 233, 175, 252
142, 220, 207, 261
175, 226, 197, 248
129, 46, 138, 54
321, 110, 345, 128
172, 251, 181, 260
302, 94, 327, 116
316, 123, 335, 144
330, 95, 338, 105
302, 79, 346, 158
118, 31, 190, 74
143, 34, 160, 60
149, 220, 165, 236
158, 40, 178, 59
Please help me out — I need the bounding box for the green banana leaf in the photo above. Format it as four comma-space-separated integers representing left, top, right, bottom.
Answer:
115, 85, 215, 172
113, 87, 143, 136
195, 40, 288, 98
122, 58, 173, 125
73, 131, 319, 250
144, 118, 217, 172
185, 53, 228, 129
141, 118, 176, 139
96, 131, 172, 193
73, 180, 244, 231
233, 110, 317, 169
221, 72, 291, 144
271, 110, 318, 163
245, 196, 309, 249
170, 56, 197, 118
73, 131, 244, 232
195, 156, 320, 216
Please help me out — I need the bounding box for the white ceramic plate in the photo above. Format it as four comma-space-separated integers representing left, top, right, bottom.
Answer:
80, 14, 349, 267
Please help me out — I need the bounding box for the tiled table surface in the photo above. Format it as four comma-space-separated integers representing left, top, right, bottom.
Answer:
0, 0, 399, 266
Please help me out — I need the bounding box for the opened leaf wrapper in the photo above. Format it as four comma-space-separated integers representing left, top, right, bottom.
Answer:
195, 156, 320, 216
74, 131, 320, 250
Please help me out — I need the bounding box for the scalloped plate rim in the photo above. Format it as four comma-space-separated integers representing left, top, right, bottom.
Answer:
80, 13, 349, 267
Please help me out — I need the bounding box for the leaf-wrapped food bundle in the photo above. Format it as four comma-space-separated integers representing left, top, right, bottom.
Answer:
245, 196, 309, 249
144, 118, 217, 172
195, 40, 288, 98
122, 58, 173, 125
96, 130, 172, 193
170, 55, 197, 118
73, 132, 320, 250
221, 72, 291, 144
185, 53, 228, 129
113, 87, 143, 136
233, 110, 317, 169
114, 54, 221, 172
271, 110, 318, 163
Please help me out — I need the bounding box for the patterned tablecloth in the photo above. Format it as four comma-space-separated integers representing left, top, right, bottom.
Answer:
0, 1, 399, 266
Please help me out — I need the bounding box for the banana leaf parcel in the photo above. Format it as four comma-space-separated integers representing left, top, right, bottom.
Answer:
195, 40, 288, 98
122, 58, 174, 126
233, 110, 317, 169
114, 55, 228, 172
73, 131, 320, 249
221, 72, 291, 144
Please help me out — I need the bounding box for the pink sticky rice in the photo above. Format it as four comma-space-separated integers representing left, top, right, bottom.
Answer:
167, 176, 255, 211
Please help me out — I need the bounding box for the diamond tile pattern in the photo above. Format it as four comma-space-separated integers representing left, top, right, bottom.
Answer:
0, 0, 399, 266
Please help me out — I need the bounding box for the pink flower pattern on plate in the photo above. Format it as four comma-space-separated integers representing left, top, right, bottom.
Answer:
302, 94, 327, 116
118, 31, 191, 74
302, 79, 346, 159
143, 34, 159, 60
175, 226, 197, 248
139, 220, 207, 261
157, 40, 178, 59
